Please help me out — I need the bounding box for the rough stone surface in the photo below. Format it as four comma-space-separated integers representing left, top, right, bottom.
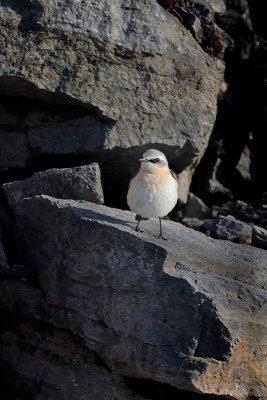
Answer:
1, 195, 265, 400
236, 145, 251, 182
208, 158, 234, 200
0, 1, 266, 399
0, 284, 146, 400
0, 0, 222, 177
176, 168, 193, 206
183, 193, 211, 219
2, 163, 104, 212
158, 0, 229, 58
210, 215, 253, 244
212, 201, 267, 228
252, 225, 267, 250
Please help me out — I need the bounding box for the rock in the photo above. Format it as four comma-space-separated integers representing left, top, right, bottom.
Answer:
208, 158, 234, 200
252, 225, 267, 249
183, 193, 211, 219
176, 168, 193, 206
215, 0, 254, 62
3, 163, 104, 212
209, 0, 226, 14
0, 226, 9, 275
0, 0, 222, 187
203, 218, 217, 233
175, 6, 204, 42
236, 145, 251, 182
161, 0, 229, 57
211, 215, 252, 244
0, 203, 14, 235
212, 200, 267, 228
2, 194, 265, 400
181, 217, 204, 230
0, 282, 145, 400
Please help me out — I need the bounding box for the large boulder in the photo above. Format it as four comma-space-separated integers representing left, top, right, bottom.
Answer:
1, 195, 265, 400
2, 163, 104, 212
0, 0, 223, 180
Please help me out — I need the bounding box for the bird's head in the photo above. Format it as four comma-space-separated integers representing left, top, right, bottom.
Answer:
139, 149, 169, 173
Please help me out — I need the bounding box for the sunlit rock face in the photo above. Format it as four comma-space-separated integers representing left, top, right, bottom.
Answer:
0, 0, 222, 180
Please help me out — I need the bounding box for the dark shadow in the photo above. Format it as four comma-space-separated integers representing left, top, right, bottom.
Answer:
0, 0, 45, 32
70, 204, 132, 229
123, 377, 229, 400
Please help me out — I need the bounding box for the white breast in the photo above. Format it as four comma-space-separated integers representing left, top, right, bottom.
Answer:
127, 171, 178, 218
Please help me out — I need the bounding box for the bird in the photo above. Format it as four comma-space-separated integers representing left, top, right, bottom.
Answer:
127, 149, 178, 240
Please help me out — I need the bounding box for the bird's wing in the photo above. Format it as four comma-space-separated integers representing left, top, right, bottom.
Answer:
170, 170, 179, 195
170, 170, 179, 183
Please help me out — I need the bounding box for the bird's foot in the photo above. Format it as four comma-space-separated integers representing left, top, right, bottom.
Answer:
135, 226, 144, 232
154, 234, 167, 240
160, 235, 167, 240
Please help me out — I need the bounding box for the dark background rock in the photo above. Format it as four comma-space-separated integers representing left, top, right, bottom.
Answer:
252, 225, 267, 250
0, 225, 9, 275
210, 214, 252, 244
182, 193, 211, 219
212, 201, 267, 228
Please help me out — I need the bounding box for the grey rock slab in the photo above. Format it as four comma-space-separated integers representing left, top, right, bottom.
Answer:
13, 195, 267, 399
3, 163, 104, 212
0, 0, 223, 174
16, 195, 267, 290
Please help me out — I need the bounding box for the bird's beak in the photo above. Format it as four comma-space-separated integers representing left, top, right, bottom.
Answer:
139, 158, 149, 163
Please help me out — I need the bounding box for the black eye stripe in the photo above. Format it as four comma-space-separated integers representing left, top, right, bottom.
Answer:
149, 158, 160, 163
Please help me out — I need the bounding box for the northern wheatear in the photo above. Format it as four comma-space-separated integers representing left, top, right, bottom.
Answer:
127, 149, 178, 239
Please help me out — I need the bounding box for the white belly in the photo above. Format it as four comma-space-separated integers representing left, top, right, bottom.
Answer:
127, 172, 178, 218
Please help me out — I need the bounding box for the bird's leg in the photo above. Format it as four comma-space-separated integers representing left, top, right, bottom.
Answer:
158, 218, 167, 240
135, 215, 143, 232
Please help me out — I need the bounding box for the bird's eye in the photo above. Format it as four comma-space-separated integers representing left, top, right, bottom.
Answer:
150, 158, 160, 164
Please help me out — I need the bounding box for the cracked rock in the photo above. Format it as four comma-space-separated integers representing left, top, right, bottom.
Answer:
252, 225, 267, 249
3, 163, 104, 212
0, 0, 222, 182
211, 214, 253, 244
212, 200, 267, 228
176, 168, 194, 206
2, 195, 265, 400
